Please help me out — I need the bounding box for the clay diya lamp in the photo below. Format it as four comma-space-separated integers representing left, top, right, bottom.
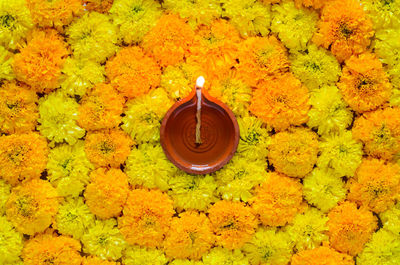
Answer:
160, 76, 239, 175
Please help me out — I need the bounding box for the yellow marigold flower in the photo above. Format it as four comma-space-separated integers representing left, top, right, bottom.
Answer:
286, 208, 329, 251
0, 179, 10, 215
168, 171, 217, 211
187, 19, 241, 81
123, 246, 168, 265
110, 0, 161, 44
47, 141, 93, 197
164, 211, 214, 260
60, 57, 106, 97
160, 63, 200, 100
0, 46, 14, 81
271, 0, 318, 51
291, 244, 354, 265
362, 0, 400, 30
260, 0, 281, 3
250, 172, 305, 226
318, 131, 363, 177
313, 0, 374, 62
163, 0, 222, 29
373, 28, 400, 91
0, 133, 48, 186
307, 85, 353, 135
142, 14, 195, 67
23, 231, 82, 265
81, 219, 127, 260
290, 45, 340, 91
202, 247, 249, 265
83, 256, 121, 265
125, 144, 176, 191
67, 12, 118, 63
268, 128, 319, 178
78, 83, 125, 130
215, 156, 267, 202
380, 202, 400, 236
347, 158, 400, 213
338, 52, 392, 113
392, 88, 400, 107
250, 74, 310, 131
303, 168, 346, 212
84, 0, 114, 13
242, 227, 293, 265
84, 129, 133, 168
220, 0, 271, 37
85, 168, 129, 219
170, 260, 203, 265
353, 107, 400, 160
0, 0, 32, 49
54, 197, 95, 239
26, 0, 83, 31
373, 28, 400, 68
293, 0, 331, 9
0, 216, 23, 264
13, 29, 68, 93
38, 92, 85, 145
6, 179, 60, 235
208, 200, 257, 250
327, 201, 377, 256
122, 89, 173, 144
208, 72, 252, 117
236, 36, 290, 87
236, 116, 270, 161
0, 81, 38, 134
118, 188, 174, 248
357, 229, 400, 265
106, 46, 161, 99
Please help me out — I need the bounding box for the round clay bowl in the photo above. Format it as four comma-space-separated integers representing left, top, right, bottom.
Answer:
160, 88, 239, 175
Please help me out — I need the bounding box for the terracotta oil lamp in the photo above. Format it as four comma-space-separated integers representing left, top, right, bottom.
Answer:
160, 76, 239, 175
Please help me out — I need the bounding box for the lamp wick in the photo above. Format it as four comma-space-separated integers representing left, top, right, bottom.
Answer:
195, 76, 205, 145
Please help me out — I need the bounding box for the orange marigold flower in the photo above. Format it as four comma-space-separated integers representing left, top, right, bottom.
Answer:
84, 129, 133, 168
13, 29, 69, 93
250, 172, 305, 227
106, 46, 161, 99
208, 200, 257, 250
0, 81, 38, 134
164, 211, 214, 260
6, 180, 61, 235
118, 188, 175, 248
249, 73, 310, 131
327, 201, 377, 256
0, 133, 48, 186
22, 231, 81, 265
187, 19, 241, 81
78, 83, 125, 130
84, 168, 129, 219
26, 0, 84, 31
141, 14, 195, 67
83, 0, 114, 13
347, 158, 400, 213
294, 0, 331, 9
236, 36, 290, 87
291, 243, 354, 265
312, 0, 374, 62
353, 107, 400, 160
268, 127, 319, 178
338, 53, 391, 113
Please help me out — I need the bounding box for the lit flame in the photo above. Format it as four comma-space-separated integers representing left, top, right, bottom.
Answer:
196, 76, 205, 88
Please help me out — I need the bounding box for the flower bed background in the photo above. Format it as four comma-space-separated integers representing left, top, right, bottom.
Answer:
0, 0, 400, 264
